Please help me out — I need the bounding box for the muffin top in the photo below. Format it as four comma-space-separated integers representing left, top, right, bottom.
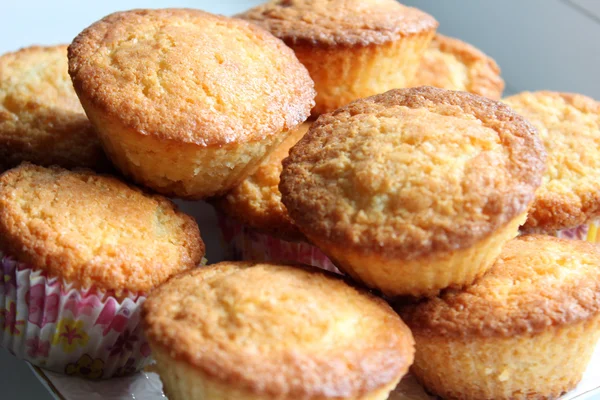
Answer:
143, 261, 414, 398
280, 87, 546, 259
0, 164, 204, 294
400, 235, 600, 338
238, 0, 438, 47
68, 8, 314, 147
0, 45, 108, 172
504, 91, 600, 231
411, 34, 504, 100
214, 122, 310, 241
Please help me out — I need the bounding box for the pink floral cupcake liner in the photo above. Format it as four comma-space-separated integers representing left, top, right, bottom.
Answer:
217, 213, 341, 274
523, 219, 600, 243
0, 252, 151, 379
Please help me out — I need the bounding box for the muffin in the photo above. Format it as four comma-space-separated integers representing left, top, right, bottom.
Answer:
238, 0, 438, 115
504, 91, 600, 241
214, 122, 338, 272
68, 8, 314, 199
0, 45, 108, 172
143, 261, 414, 399
411, 34, 504, 100
399, 235, 600, 400
0, 164, 204, 378
280, 86, 546, 297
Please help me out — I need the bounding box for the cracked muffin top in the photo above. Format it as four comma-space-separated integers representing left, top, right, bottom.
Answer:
214, 122, 311, 241
68, 8, 314, 147
143, 261, 414, 398
0, 45, 108, 171
411, 34, 504, 100
504, 91, 600, 232
280, 87, 546, 259
237, 0, 438, 47
0, 164, 204, 294
399, 235, 600, 338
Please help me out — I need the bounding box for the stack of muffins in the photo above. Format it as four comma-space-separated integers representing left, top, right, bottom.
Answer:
0, 1, 599, 400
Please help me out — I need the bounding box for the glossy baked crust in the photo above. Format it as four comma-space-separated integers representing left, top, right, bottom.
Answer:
0, 45, 108, 171
68, 8, 314, 147
412, 34, 504, 100
213, 123, 311, 241
237, 0, 438, 47
0, 164, 204, 294
399, 235, 600, 338
143, 261, 414, 398
504, 91, 600, 231
280, 86, 546, 259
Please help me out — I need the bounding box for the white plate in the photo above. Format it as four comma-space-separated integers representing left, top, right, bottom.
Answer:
29, 341, 600, 400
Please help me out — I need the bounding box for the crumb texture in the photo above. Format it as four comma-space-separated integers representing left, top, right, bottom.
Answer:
400, 235, 600, 337
144, 262, 414, 398
69, 8, 314, 147
412, 34, 504, 100
280, 87, 546, 258
0, 164, 204, 293
0, 45, 108, 171
238, 0, 438, 47
505, 91, 600, 231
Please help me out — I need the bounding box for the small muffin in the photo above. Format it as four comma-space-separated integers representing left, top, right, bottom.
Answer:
280, 87, 546, 297
215, 122, 310, 241
239, 0, 438, 115
399, 235, 600, 400
0, 45, 108, 172
214, 122, 338, 272
0, 164, 204, 378
411, 34, 504, 100
504, 91, 600, 237
68, 8, 314, 199
143, 261, 414, 400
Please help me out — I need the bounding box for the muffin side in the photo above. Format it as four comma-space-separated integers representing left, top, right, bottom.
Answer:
399, 235, 600, 399
69, 8, 315, 198
143, 262, 414, 399
239, 0, 438, 115
280, 87, 545, 296
0, 45, 108, 171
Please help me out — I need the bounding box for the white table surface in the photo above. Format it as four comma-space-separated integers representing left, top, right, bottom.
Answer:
1, 1, 599, 399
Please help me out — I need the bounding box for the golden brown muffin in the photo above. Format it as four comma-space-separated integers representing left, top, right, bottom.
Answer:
411, 34, 504, 100
214, 122, 311, 241
280, 87, 546, 297
399, 235, 600, 400
68, 9, 314, 199
0, 163, 204, 294
143, 261, 414, 400
0, 45, 109, 172
238, 0, 438, 116
504, 91, 600, 232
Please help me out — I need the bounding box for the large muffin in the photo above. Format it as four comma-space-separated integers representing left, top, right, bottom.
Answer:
399, 235, 600, 400
0, 164, 204, 377
411, 34, 504, 100
68, 8, 315, 199
239, 0, 438, 115
280, 86, 546, 297
0, 45, 108, 172
504, 91, 600, 233
143, 261, 414, 399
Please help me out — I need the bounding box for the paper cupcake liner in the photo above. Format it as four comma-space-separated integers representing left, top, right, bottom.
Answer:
217, 213, 341, 274
0, 251, 151, 379
553, 220, 600, 243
